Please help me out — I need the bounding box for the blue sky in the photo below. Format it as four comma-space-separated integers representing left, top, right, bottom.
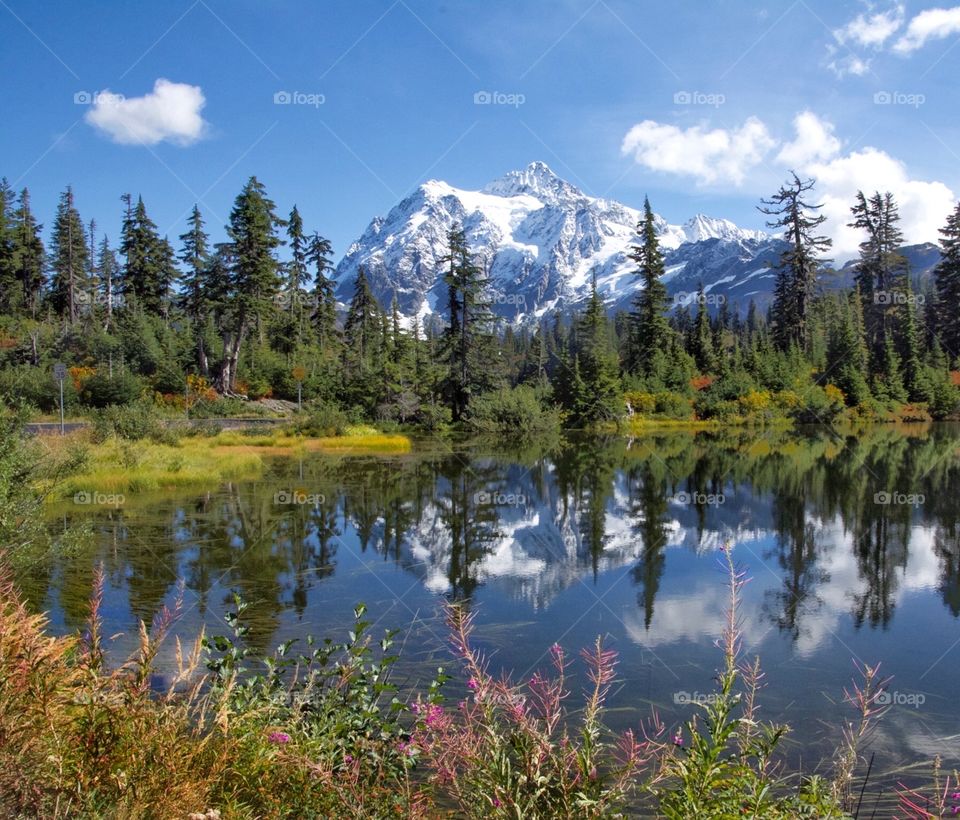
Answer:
2, 0, 958, 260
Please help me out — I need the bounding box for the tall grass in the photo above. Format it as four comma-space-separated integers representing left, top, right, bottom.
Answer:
2, 542, 925, 818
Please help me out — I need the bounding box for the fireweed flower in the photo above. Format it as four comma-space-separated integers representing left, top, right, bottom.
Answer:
467, 677, 478, 690
673, 731, 683, 747
267, 731, 291, 744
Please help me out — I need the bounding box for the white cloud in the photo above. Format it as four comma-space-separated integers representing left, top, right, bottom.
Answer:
893, 5, 960, 53
621, 111, 955, 259
834, 3, 905, 47
807, 146, 955, 257
776, 111, 842, 167
620, 117, 775, 186
85, 78, 208, 146
827, 53, 872, 77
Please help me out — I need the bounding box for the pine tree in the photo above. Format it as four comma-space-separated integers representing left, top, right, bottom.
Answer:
825, 292, 869, 405
570, 275, 622, 425
0, 179, 15, 314
849, 191, 907, 362
10, 188, 45, 317
934, 201, 960, 366
307, 231, 336, 353
343, 267, 382, 372
899, 279, 926, 402
48, 186, 88, 323
390, 296, 408, 366
178, 205, 211, 373
688, 284, 715, 373
120, 195, 177, 316
96, 236, 120, 329
629, 196, 671, 375
759, 173, 832, 351
217, 176, 283, 392
440, 223, 495, 421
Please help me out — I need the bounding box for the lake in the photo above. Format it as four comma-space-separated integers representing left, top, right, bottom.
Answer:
35, 424, 960, 800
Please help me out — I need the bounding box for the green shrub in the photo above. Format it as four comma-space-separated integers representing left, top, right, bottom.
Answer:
0, 365, 79, 414
654, 391, 694, 419
288, 402, 350, 437
80, 372, 143, 408
90, 403, 165, 442
464, 385, 561, 436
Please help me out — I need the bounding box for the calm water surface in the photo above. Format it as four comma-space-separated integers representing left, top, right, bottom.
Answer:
35, 424, 960, 792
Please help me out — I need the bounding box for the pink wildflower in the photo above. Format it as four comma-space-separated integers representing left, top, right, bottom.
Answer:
467, 677, 478, 690
267, 731, 291, 744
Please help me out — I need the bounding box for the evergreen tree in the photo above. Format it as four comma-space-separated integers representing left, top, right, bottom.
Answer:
688, 284, 715, 373
178, 205, 211, 373
899, 279, 926, 401
934, 201, 960, 366
48, 186, 88, 323
628, 196, 671, 375
307, 231, 336, 352
825, 291, 869, 405
849, 191, 907, 361
120, 196, 176, 315
96, 236, 120, 328
0, 179, 15, 314
569, 275, 622, 425
343, 267, 382, 371
217, 176, 283, 392
759, 173, 832, 351
10, 188, 45, 317
440, 223, 495, 421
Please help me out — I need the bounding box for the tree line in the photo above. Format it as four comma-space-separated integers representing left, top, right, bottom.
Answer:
0, 172, 959, 426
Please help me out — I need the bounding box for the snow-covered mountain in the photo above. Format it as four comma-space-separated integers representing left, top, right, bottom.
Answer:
332, 162, 937, 324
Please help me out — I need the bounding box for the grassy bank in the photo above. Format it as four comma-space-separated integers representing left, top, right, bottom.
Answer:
33, 425, 412, 501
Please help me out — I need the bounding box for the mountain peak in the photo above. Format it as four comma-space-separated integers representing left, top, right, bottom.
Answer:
482, 161, 579, 200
